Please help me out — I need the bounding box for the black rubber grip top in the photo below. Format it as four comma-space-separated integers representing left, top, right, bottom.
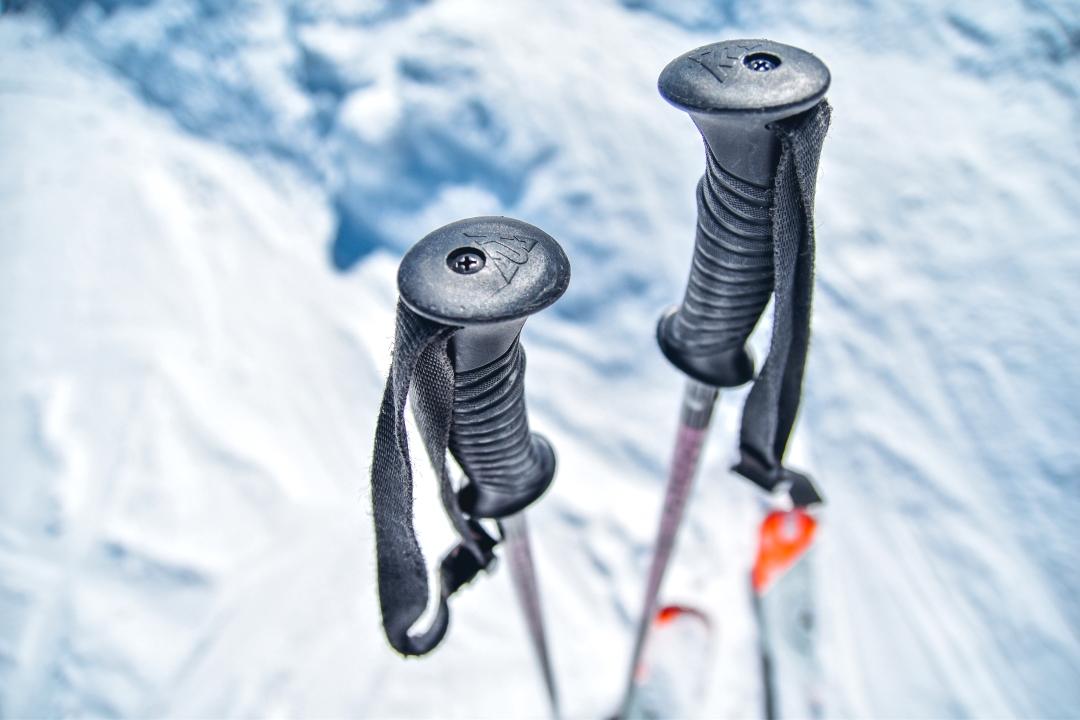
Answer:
398, 217, 570, 518
656, 40, 830, 387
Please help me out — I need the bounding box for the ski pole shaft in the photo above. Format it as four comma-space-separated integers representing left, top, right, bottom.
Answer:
620, 40, 831, 717
499, 513, 560, 718
622, 379, 717, 716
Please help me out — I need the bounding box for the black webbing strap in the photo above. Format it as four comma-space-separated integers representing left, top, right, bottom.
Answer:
733, 101, 831, 508
370, 301, 497, 656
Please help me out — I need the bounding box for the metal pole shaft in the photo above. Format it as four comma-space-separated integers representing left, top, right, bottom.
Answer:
500, 512, 560, 719
620, 379, 718, 717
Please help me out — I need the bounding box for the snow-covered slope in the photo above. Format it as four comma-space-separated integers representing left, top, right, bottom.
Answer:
1, 0, 1078, 717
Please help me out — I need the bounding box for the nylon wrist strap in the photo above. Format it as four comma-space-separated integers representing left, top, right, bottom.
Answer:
733, 101, 831, 507
370, 301, 497, 656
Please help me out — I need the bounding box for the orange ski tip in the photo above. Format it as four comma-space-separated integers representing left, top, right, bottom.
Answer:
655, 606, 683, 625
752, 509, 817, 595
653, 605, 710, 629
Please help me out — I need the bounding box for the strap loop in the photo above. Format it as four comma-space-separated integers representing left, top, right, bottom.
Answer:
370, 302, 497, 656
733, 101, 831, 507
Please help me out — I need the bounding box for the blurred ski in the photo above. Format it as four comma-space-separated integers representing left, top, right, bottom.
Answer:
752, 507, 822, 720
623, 606, 713, 720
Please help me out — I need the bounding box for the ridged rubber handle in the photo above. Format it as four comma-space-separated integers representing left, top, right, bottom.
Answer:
655, 40, 830, 387
450, 336, 556, 518
658, 149, 774, 386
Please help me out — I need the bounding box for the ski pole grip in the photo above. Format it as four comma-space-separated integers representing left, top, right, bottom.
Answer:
398, 217, 571, 519
656, 40, 830, 387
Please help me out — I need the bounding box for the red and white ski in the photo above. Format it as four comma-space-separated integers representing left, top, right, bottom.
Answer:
752, 507, 822, 720
624, 605, 713, 720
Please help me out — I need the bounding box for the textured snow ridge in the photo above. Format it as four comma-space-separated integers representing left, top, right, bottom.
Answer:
2, 0, 1079, 717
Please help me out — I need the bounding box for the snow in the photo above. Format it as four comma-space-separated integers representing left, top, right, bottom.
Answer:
1, 0, 1078, 717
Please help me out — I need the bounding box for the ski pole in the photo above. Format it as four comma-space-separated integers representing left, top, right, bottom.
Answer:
371, 217, 569, 717
621, 40, 830, 717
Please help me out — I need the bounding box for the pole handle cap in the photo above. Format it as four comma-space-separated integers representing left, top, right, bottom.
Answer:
658, 39, 829, 119
398, 217, 571, 327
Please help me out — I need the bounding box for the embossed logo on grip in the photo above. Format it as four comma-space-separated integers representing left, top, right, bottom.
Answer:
463, 231, 538, 284
690, 42, 762, 84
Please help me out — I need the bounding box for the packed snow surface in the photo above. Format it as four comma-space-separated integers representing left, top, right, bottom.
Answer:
1, 0, 1078, 717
